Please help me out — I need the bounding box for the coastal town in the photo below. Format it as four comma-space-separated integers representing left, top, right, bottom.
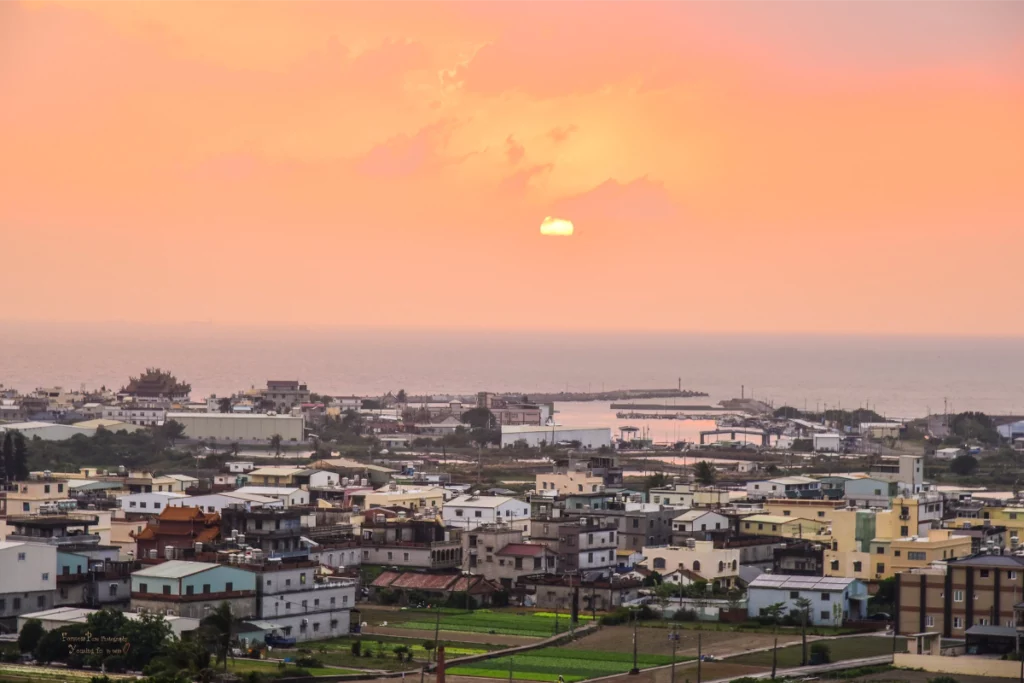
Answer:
0, 369, 1023, 682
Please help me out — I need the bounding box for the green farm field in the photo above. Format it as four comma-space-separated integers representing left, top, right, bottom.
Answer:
448, 647, 690, 683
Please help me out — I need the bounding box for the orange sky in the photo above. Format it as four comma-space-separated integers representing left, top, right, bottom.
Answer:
2, 1, 1023, 334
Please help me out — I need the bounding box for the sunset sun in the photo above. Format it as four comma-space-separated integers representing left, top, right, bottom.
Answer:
540, 216, 574, 237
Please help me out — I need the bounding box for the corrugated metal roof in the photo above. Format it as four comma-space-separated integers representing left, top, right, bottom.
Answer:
132, 560, 220, 578
371, 571, 402, 588
748, 575, 856, 591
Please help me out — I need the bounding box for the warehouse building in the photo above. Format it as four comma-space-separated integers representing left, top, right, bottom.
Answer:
500, 425, 611, 449
166, 413, 304, 443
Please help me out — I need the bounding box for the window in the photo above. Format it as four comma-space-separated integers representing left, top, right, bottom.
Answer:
140, 502, 147, 508
876, 546, 885, 554
831, 560, 839, 571
330, 597, 336, 605
17, 553, 26, 562
820, 611, 829, 620
44, 484, 50, 494
404, 552, 409, 561
980, 570, 990, 578
783, 511, 790, 516
979, 617, 990, 626
13, 598, 21, 610
908, 551, 926, 561
140, 583, 148, 593
109, 585, 118, 597
22, 503, 29, 512
475, 511, 482, 518
300, 573, 307, 584
876, 563, 885, 574
162, 586, 171, 595
653, 558, 666, 570
954, 590, 964, 602
0, 599, 5, 612
820, 592, 830, 601
1010, 572, 1018, 580
900, 526, 909, 537
37, 596, 46, 608
926, 616, 934, 627
893, 550, 901, 557
817, 511, 825, 518
790, 591, 799, 599
225, 582, 233, 592
313, 622, 320, 632
455, 509, 464, 517
58, 483, 64, 493
154, 503, 161, 509
693, 560, 701, 571
202, 584, 211, 594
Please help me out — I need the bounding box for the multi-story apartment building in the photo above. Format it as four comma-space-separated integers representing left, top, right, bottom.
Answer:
360, 484, 444, 512
648, 483, 730, 509
248, 554, 356, 642
117, 492, 188, 516
359, 517, 462, 570
264, 380, 310, 412
739, 515, 828, 540
462, 525, 557, 588
745, 476, 821, 500
5, 479, 70, 516
870, 455, 924, 495
131, 560, 257, 619
220, 507, 307, 559
763, 499, 847, 523
529, 517, 618, 576
101, 404, 167, 427
443, 495, 531, 532
578, 505, 676, 552
0, 541, 58, 629
897, 554, 1024, 637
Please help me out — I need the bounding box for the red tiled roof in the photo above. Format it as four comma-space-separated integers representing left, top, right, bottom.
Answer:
450, 575, 500, 594
389, 573, 459, 590
496, 543, 547, 557
371, 571, 402, 588
158, 506, 207, 522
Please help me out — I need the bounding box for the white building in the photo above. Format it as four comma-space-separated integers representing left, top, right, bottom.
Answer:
255, 561, 356, 642
501, 426, 612, 450
812, 432, 843, 453
672, 510, 729, 534
166, 412, 305, 443
0, 541, 57, 624
117, 492, 188, 515
18, 606, 199, 638
227, 462, 256, 473
746, 575, 868, 626
442, 495, 530, 532
102, 405, 167, 427
745, 476, 821, 500
232, 486, 309, 508
934, 447, 963, 460
171, 492, 283, 514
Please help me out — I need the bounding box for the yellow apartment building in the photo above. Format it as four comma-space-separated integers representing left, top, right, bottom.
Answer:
641, 541, 742, 589
362, 485, 445, 512
739, 514, 828, 539
763, 499, 847, 523
535, 471, 604, 496
247, 466, 308, 487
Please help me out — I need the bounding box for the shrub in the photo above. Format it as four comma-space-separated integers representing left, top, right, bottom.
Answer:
351, 641, 362, 656
810, 642, 832, 664
295, 656, 322, 668
672, 609, 697, 622
18, 619, 44, 654
102, 655, 128, 673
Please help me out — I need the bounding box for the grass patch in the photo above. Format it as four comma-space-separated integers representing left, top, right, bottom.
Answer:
228, 658, 356, 676
274, 635, 494, 671
0, 664, 133, 681
640, 621, 860, 636
390, 609, 591, 638
729, 636, 906, 668
448, 647, 692, 682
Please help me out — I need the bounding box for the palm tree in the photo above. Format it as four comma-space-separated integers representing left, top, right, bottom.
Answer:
270, 434, 283, 455
764, 601, 787, 679
794, 597, 813, 665
693, 461, 717, 487
200, 602, 234, 672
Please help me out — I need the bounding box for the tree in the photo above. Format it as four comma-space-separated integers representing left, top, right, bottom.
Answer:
693, 460, 717, 487
644, 472, 669, 491
793, 597, 813, 665
950, 454, 979, 476
12, 431, 29, 481
160, 420, 187, 447
810, 642, 831, 664
269, 434, 283, 455
396, 389, 407, 403
3, 431, 15, 483
18, 619, 44, 654
217, 397, 232, 413
200, 602, 234, 671
361, 399, 382, 410
461, 407, 497, 431
763, 602, 787, 679
773, 406, 802, 419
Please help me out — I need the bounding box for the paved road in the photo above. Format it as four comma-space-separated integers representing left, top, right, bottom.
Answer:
704, 655, 893, 682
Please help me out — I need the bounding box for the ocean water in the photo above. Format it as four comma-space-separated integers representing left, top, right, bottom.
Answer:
2, 323, 1023, 422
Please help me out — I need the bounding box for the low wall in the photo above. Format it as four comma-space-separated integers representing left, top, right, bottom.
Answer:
894, 653, 1021, 679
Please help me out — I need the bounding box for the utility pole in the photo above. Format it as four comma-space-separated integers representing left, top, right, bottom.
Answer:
696, 631, 702, 683
629, 609, 639, 675
509, 656, 514, 683
433, 604, 442, 662
669, 630, 679, 683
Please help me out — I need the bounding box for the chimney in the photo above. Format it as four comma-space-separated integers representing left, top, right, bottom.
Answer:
436, 645, 446, 683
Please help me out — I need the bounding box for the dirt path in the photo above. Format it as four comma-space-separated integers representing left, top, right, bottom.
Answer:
563, 625, 801, 658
